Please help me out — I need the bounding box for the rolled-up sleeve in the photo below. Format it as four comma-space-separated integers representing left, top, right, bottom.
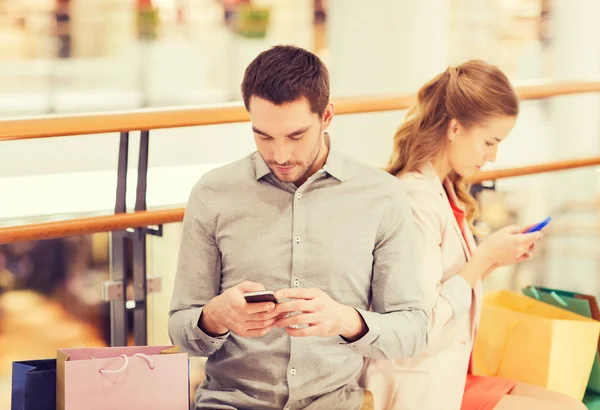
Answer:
168, 181, 228, 357
343, 184, 428, 359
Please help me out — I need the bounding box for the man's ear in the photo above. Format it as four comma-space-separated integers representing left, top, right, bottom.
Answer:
322, 103, 334, 130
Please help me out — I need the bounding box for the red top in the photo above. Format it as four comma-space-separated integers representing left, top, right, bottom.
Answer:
446, 191, 472, 256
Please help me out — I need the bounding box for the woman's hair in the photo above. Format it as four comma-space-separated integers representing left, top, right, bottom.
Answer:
386, 59, 519, 227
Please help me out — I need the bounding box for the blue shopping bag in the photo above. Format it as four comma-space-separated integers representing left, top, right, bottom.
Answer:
11, 359, 56, 410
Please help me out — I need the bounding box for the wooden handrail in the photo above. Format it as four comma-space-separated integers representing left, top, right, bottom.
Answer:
1, 79, 599, 141
513, 80, 600, 100
0, 209, 184, 244
472, 157, 600, 183
2, 79, 600, 243
2, 155, 600, 244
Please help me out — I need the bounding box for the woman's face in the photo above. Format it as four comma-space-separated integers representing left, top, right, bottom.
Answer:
447, 115, 517, 178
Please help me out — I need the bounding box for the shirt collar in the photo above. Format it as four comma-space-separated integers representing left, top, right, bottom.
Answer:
323, 144, 345, 182
254, 153, 272, 181
252, 132, 345, 182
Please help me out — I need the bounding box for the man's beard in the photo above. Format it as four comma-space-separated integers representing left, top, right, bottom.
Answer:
268, 126, 323, 184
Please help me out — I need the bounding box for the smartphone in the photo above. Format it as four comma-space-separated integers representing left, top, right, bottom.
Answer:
243, 290, 278, 304
523, 216, 552, 233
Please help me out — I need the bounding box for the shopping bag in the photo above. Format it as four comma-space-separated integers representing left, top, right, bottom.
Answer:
523, 286, 600, 393
584, 390, 600, 410
11, 359, 56, 410
472, 290, 600, 400
56, 345, 188, 410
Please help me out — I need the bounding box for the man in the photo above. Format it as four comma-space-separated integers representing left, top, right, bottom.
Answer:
169, 45, 428, 410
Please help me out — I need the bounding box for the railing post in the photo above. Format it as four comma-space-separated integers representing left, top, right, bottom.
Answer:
108, 132, 130, 347
104, 130, 160, 347
132, 130, 150, 346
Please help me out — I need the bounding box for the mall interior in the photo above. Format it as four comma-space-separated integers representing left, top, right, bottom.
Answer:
1, 0, 600, 408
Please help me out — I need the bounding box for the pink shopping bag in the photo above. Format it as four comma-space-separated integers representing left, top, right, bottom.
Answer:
56, 345, 189, 410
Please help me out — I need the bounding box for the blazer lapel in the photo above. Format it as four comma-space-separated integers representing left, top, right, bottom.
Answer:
441, 179, 472, 262
417, 163, 474, 261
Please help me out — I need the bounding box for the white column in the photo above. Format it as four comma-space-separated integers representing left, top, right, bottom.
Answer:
327, 0, 448, 97
545, 0, 600, 292
550, 0, 600, 160
325, 0, 448, 168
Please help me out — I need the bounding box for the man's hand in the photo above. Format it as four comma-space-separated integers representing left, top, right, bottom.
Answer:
274, 288, 368, 342
200, 281, 279, 338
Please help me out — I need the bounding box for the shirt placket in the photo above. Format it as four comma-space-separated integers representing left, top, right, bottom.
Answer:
284, 178, 312, 409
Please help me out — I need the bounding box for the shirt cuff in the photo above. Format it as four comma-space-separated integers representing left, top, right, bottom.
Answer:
188, 307, 230, 353
440, 275, 472, 320
338, 308, 381, 356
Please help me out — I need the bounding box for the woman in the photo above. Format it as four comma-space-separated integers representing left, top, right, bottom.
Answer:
360, 60, 586, 410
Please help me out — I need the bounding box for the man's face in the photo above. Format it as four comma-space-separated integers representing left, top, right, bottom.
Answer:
249, 96, 333, 185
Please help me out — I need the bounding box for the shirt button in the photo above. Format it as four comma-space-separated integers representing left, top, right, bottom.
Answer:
294, 280, 299, 287
296, 192, 302, 199
290, 368, 296, 375
294, 236, 301, 243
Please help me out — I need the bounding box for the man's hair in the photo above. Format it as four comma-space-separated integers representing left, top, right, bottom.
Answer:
241, 45, 330, 117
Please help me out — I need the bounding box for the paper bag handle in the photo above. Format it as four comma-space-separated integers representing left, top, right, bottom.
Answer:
550, 291, 568, 307
94, 353, 155, 374
528, 286, 541, 300
528, 287, 569, 307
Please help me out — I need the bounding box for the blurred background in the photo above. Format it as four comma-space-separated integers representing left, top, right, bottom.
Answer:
1, 0, 599, 407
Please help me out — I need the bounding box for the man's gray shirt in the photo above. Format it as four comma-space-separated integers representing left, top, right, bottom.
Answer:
169, 148, 428, 410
